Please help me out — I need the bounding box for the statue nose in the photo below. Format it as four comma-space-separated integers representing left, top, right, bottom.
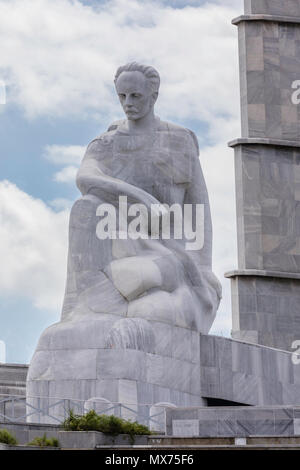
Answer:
124, 96, 134, 106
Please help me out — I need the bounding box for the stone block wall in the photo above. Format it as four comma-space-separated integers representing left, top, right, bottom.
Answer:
200, 334, 300, 406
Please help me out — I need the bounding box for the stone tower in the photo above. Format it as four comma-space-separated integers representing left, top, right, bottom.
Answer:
226, 0, 300, 350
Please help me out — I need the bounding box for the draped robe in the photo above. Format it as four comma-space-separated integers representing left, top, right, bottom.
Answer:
61, 117, 221, 334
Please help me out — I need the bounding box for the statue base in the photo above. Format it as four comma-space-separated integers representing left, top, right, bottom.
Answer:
26, 313, 205, 424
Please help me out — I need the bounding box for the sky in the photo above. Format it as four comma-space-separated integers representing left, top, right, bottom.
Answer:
0, 0, 243, 364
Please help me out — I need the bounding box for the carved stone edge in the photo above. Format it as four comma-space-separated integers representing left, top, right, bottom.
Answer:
232, 14, 300, 26
228, 138, 300, 149
225, 269, 300, 280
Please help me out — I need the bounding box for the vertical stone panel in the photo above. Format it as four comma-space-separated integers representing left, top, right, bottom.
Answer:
245, 0, 300, 16
237, 18, 300, 140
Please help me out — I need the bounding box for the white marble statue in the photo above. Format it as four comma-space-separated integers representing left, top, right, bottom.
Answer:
27, 63, 221, 422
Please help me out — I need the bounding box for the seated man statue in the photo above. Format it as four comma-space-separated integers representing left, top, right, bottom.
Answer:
26, 62, 222, 423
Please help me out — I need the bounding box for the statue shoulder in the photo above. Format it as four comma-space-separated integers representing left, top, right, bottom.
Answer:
159, 120, 199, 155
159, 119, 186, 133
106, 119, 126, 132
86, 120, 126, 151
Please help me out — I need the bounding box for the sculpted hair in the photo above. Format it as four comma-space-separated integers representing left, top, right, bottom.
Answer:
114, 62, 160, 94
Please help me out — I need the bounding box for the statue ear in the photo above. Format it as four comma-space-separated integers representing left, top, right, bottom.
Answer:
151, 92, 158, 106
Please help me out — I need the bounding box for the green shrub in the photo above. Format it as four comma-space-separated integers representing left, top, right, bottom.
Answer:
0, 429, 17, 445
63, 409, 151, 441
28, 433, 59, 447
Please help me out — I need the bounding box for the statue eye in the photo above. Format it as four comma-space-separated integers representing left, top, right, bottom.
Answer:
118, 94, 125, 99
132, 94, 141, 98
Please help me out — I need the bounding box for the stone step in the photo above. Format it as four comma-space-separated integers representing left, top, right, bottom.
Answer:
148, 436, 300, 446
0, 385, 26, 396
95, 444, 300, 450
0, 364, 28, 384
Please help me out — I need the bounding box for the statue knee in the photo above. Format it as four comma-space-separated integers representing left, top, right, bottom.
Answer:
70, 195, 102, 227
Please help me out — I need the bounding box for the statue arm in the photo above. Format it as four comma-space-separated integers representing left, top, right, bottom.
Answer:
76, 138, 161, 210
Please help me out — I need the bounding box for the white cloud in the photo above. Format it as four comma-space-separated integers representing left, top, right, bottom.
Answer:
0, 0, 241, 126
49, 197, 74, 211
53, 165, 79, 183
0, 180, 69, 312
44, 144, 85, 183
43, 144, 86, 166
200, 140, 238, 337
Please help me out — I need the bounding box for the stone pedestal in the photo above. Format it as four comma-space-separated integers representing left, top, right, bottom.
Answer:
26, 314, 205, 424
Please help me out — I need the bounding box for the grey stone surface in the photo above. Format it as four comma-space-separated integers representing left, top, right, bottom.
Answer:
245, 0, 300, 16
149, 402, 177, 432
5, 330, 300, 426
26, 62, 221, 422
167, 405, 300, 437
236, 14, 300, 140
229, 138, 300, 148
0, 364, 28, 421
58, 431, 148, 449
226, 269, 300, 280
0, 422, 61, 445
0, 364, 28, 383
25, 333, 300, 424
200, 334, 300, 406
233, 144, 300, 273
172, 419, 199, 437
229, 273, 300, 351
294, 418, 300, 434
233, 15, 300, 26
84, 397, 114, 415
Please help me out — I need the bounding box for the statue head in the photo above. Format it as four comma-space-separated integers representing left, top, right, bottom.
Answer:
114, 62, 160, 121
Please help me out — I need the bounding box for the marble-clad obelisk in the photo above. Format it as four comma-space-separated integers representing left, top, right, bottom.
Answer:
226, 0, 300, 351
26, 62, 221, 422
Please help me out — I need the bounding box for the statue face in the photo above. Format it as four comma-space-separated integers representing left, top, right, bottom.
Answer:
115, 71, 156, 121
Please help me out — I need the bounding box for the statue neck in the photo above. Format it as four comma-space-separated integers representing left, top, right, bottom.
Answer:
127, 110, 158, 133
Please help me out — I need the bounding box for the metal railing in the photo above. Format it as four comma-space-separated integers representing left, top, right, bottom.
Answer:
0, 394, 165, 429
